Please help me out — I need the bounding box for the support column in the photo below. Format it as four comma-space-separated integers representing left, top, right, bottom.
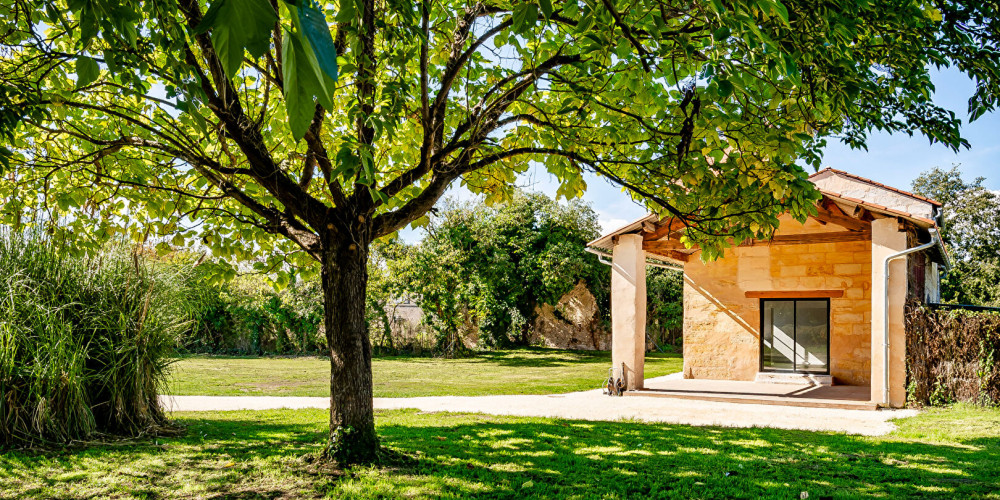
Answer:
871, 218, 908, 407
611, 234, 646, 390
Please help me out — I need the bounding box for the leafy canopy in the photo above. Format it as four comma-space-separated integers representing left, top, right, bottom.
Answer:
392, 191, 606, 349
1, 0, 999, 274
912, 166, 1000, 306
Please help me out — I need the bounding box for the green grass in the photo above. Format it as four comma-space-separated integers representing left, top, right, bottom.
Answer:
166, 348, 683, 397
2, 405, 998, 498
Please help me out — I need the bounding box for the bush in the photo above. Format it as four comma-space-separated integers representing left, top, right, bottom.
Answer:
647, 268, 684, 349
394, 192, 609, 354
0, 231, 179, 447
905, 302, 1000, 407
174, 270, 325, 356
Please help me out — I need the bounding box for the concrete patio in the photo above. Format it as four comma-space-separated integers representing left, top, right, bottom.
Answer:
628, 376, 876, 410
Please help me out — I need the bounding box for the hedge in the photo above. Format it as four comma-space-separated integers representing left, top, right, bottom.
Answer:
905, 302, 1000, 406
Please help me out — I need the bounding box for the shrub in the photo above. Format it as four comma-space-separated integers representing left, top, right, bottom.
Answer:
394, 192, 609, 353
168, 263, 325, 356
905, 302, 1000, 407
0, 231, 178, 447
647, 268, 684, 349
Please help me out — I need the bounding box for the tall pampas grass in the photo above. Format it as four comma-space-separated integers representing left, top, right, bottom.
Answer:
0, 230, 181, 447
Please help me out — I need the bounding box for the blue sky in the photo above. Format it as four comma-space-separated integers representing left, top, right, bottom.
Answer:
402, 68, 999, 241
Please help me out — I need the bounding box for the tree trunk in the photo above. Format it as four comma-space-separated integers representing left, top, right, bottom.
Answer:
321, 234, 379, 463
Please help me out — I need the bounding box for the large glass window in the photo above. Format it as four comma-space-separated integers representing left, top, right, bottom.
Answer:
761, 299, 830, 374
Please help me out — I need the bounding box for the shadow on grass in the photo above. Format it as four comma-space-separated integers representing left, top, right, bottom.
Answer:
1, 416, 329, 499
371, 414, 999, 499
4, 408, 997, 499
433, 348, 681, 369
173, 348, 681, 370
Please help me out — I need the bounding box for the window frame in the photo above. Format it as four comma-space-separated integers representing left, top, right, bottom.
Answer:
758, 298, 832, 375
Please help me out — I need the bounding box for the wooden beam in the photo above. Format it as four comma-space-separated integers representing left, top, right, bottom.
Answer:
643, 239, 689, 252
642, 218, 688, 242
645, 248, 690, 263
811, 203, 868, 232
740, 230, 871, 246
745, 290, 845, 299
852, 205, 875, 222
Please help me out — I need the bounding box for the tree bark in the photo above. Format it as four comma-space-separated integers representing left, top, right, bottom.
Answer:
321, 231, 379, 463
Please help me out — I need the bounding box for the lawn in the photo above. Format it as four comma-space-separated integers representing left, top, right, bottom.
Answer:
2, 406, 998, 498
165, 348, 683, 397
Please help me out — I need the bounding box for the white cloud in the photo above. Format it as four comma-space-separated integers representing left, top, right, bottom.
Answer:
598, 217, 631, 233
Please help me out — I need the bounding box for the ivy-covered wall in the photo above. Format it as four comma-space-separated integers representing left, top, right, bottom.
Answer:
905, 303, 1000, 406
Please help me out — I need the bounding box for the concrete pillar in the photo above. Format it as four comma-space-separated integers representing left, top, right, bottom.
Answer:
611, 234, 646, 390
870, 218, 908, 407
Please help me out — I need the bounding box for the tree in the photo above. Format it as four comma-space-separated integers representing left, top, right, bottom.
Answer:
364, 236, 409, 353
647, 267, 684, 347
912, 166, 1000, 306
397, 191, 606, 351
2, 0, 999, 461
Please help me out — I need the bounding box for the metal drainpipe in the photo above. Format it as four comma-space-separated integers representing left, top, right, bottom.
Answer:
880, 226, 944, 406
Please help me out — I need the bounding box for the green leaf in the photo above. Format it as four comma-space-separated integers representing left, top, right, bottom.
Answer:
281, 27, 340, 141
75, 56, 99, 87
512, 3, 538, 34
194, 0, 278, 78
282, 29, 317, 141
770, 0, 789, 25
562, 0, 578, 17
712, 26, 731, 41
538, 0, 553, 20
336, 0, 356, 23
410, 215, 430, 228
0, 146, 11, 174
298, 0, 339, 83
717, 79, 734, 98
193, 0, 225, 34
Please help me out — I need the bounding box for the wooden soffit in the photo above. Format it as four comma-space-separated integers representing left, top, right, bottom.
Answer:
739, 229, 871, 247
811, 198, 869, 232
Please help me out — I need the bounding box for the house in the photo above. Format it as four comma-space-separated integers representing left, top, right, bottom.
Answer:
586, 168, 949, 408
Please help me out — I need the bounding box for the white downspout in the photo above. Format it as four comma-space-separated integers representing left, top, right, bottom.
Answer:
880, 226, 944, 405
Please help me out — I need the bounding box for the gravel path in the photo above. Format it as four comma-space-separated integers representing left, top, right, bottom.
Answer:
160, 375, 917, 436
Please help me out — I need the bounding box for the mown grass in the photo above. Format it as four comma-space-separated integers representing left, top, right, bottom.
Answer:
166, 348, 683, 397
2, 405, 998, 499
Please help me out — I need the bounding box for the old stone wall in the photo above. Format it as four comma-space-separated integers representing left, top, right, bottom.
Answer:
683, 215, 873, 385
531, 281, 611, 350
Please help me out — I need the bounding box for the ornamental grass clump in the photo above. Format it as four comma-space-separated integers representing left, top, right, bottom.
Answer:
0, 230, 180, 447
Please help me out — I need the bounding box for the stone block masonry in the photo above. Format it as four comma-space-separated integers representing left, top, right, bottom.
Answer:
683, 216, 873, 386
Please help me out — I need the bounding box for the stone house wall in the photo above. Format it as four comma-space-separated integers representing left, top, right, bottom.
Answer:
682, 215, 873, 385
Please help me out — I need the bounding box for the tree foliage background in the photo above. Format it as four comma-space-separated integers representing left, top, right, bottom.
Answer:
912, 166, 1000, 307
169, 191, 686, 356
392, 192, 607, 351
